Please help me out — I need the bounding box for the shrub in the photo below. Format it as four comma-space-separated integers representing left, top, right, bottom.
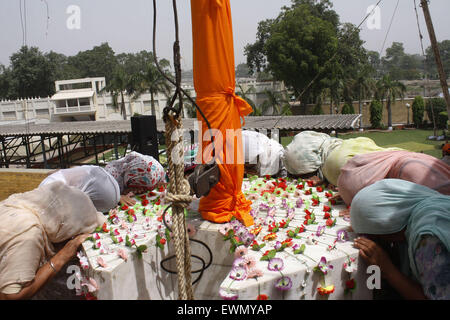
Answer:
369, 100, 383, 128
341, 103, 355, 114
312, 102, 324, 115
438, 111, 448, 130
426, 98, 447, 129
411, 96, 425, 128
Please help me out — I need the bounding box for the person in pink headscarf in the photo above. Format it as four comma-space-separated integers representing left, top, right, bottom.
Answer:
336, 150, 450, 213
105, 151, 166, 206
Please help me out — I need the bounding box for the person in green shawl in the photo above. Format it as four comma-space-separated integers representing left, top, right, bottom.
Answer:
351, 179, 450, 300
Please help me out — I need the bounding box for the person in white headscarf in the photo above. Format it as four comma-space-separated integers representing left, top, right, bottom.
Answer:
241, 130, 286, 177
40, 165, 120, 212
0, 181, 106, 299
40, 152, 166, 210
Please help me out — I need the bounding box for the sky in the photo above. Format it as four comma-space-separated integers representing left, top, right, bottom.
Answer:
0, 0, 449, 71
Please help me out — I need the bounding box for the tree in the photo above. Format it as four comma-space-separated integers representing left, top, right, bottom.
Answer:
236, 84, 257, 115
8, 46, 54, 99
425, 40, 450, 79
369, 99, 383, 128
245, 1, 340, 105
103, 66, 133, 120
382, 42, 422, 80
68, 43, 118, 84
376, 75, 406, 129
412, 96, 425, 128
350, 65, 375, 128
135, 59, 172, 116
426, 98, 447, 129
0, 64, 12, 99
341, 103, 355, 114
260, 89, 291, 116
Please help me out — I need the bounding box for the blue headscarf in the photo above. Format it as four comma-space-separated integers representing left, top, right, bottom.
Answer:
350, 179, 450, 279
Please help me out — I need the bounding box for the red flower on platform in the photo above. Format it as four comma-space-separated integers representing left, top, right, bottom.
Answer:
323, 212, 331, 220
257, 294, 268, 300
323, 205, 331, 212
316, 186, 323, 192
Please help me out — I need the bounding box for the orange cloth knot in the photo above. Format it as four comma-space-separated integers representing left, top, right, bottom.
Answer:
223, 87, 253, 126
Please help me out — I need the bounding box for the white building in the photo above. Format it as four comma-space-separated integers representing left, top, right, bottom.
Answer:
0, 77, 285, 124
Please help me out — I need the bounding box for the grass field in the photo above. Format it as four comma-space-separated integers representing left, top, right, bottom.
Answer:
281, 129, 445, 159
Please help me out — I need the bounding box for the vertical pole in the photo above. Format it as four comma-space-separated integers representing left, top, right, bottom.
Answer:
41, 135, 48, 169
421, 0, 450, 121
93, 134, 99, 165
24, 136, 31, 168
1, 139, 9, 168
113, 134, 119, 160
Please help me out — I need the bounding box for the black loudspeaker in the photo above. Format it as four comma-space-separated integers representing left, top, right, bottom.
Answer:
130, 115, 159, 161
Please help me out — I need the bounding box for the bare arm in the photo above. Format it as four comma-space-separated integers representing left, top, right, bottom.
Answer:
354, 237, 427, 300
0, 234, 90, 300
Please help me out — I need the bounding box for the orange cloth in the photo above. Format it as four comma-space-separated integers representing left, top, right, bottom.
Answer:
190, 0, 254, 226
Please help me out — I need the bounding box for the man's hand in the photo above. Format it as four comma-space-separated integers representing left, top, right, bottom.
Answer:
353, 237, 395, 277
120, 194, 136, 206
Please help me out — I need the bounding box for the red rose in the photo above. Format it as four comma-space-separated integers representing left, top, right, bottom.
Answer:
307, 180, 314, 187
257, 294, 268, 300
323, 212, 331, 219
296, 184, 304, 190
316, 186, 323, 192
141, 199, 149, 206
160, 238, 166, 245
325, 192, 333, 198
121, 205, 129, 211
323, 205, 331, 212
127, 209, 135, 215
326, 218, 334, 227
346, 279, 355, 290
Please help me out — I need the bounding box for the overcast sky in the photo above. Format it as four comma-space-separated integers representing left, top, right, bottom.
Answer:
1, 0, 449, 70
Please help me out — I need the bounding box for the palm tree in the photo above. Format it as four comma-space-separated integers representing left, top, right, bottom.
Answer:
135, 60, 172, 116
376, 75, 406, 129
236, 84, 258, 115
351, 67, 376, 128
103, 67, 134, 120
261, 89, 292, 116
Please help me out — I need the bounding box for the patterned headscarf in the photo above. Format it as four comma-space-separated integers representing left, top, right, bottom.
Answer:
105, 152, 166, 193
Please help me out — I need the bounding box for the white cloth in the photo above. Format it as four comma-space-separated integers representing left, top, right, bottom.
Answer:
0, 181, 106, 294
242, 130, 285, 176
40, 166, 120, 213
283, 131, 342, 176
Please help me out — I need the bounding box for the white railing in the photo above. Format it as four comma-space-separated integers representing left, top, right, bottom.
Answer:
54, 105, 95, 114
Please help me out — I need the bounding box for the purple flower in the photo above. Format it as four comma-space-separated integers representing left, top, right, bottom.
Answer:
281, 198, 288, 209
268, 258, 284, 271
274, 241, 283, 251
230, 266, 247, 281
336, 229, 349, 242
242, 232, 255, 246
286, 207, 295, 219
259, 203, 270, 211
317, 256, 334, 275
219, 288, 239, 300
268, 207, 276, 217
316, 225, 325, 237
296, 198, 303, 208
275, 276, 292, 291
264, 215, 275, 226
233, 257, 246, 268
249, 209, 258, 218
292, 243, 300, 251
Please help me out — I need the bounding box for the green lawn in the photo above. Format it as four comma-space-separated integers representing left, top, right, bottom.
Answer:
281, 129, 444, 159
